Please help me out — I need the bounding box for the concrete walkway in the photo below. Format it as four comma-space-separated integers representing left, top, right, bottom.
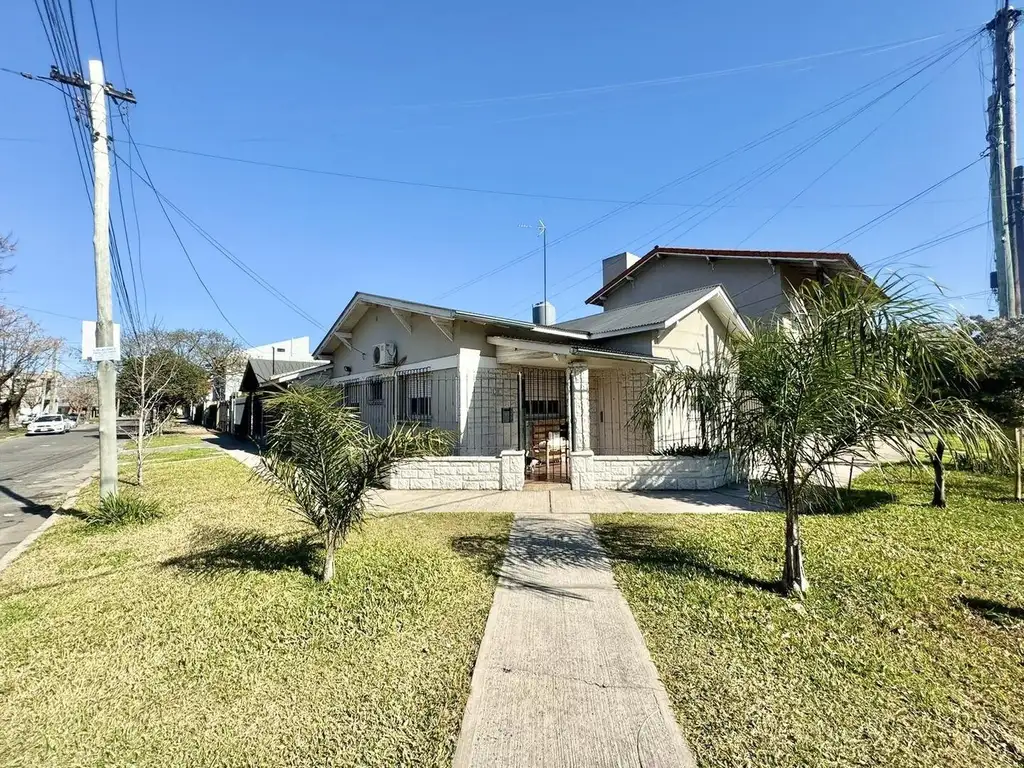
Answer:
454, 512, 695, 767
377, 485, 770, 516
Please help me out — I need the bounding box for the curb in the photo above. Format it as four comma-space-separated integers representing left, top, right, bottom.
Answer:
0, 465, 98, 577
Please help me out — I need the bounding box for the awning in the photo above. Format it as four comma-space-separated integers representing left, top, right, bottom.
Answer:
486, 336, 668, 369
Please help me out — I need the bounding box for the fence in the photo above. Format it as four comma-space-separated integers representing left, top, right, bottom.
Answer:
589, 370, 728, 456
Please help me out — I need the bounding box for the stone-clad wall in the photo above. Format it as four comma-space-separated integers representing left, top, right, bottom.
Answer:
386, 451, 525, 490
570, 451, 731, 491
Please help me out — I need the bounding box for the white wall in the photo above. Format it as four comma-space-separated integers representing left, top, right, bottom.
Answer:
651, 304, 730, 450
246, 336, 313, 361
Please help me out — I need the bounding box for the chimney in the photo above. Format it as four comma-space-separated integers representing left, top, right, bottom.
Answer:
602, 251, 639, 286
532, 301, 556, 326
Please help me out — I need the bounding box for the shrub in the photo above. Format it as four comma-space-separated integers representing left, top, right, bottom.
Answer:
653, 444, 718, 457
85, 491, 163, 526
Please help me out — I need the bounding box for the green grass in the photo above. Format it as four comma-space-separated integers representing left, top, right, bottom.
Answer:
0, 455, 511, 767
124, 431, 209, 450
119, 446, 221, 465
594, 468, 1024, 768
0, 427, 25, 441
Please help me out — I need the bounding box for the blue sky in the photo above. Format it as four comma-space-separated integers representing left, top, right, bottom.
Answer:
0, 0, 1006, 362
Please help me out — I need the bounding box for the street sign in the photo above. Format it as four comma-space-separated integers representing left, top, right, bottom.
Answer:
91, 346, 120, 362
81, 320, 121, 361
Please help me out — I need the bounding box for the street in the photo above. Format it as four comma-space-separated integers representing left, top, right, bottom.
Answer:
0, 425, 99, 561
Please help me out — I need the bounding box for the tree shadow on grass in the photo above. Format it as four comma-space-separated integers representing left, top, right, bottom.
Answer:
162, 525, 319, 577
800, 488, 897, 516
450, 528, 606, 602
595, 523, 783, 596
960, 596, 1024, 629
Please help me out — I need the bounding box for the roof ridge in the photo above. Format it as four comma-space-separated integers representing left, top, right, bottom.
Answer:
564, 284, 718, 319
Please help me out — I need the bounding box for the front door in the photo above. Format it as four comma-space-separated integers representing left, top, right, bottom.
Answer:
520, 367, 569, 483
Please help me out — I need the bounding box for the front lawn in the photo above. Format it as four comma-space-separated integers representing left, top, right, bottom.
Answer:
594, 468, 1024, 768
124, 431, 210, 450
0, 455, 510, 767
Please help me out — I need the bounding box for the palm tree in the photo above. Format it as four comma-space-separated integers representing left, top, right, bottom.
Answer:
259, 385, 454, 581
633, 274, 1010, 597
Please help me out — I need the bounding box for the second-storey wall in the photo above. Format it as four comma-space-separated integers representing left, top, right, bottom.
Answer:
600, 257, 785, 321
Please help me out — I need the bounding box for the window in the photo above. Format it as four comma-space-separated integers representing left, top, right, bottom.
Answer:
402, 371, 431, 422
408, 396, 430, 421
525, 399, 560, 418
369, 380, 384, 402
344, 383, 359, 408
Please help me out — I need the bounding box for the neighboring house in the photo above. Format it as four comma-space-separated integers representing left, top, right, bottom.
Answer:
587, 247, 865, 322
215, 336, 317, 401
233, 357, 330, 439
309, 286, 747, 487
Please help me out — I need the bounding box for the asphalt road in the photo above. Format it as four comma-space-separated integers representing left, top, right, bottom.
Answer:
0, 425, 99, 561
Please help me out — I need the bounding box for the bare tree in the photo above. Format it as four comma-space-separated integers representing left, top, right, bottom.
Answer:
118, 326, 209, 485
169, 329, 246, 400
0, 233, 14, 282
0, 305, 62, 429
63, 373, 100, 418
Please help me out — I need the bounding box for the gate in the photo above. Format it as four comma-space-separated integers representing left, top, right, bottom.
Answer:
520, 367, 569, 483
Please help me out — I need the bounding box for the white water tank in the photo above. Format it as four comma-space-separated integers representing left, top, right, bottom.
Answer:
532, 301, 556, 326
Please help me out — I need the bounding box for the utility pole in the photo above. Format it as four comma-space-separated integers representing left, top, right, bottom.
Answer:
989, 93, 1016, 317
988, 4, 1024, 500
989, 3, 1024, 317
52, 60, 136, 498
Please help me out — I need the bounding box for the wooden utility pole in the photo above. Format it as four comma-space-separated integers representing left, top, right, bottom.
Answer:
52, 60, 136, 499
989, 4, 1024, 316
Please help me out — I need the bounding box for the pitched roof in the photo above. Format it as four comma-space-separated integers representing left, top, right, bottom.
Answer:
242, 358, 325, 390
314, 292, 588, 357
586, 245, 862, 306
315, 284, 749, 359
553, 287, 718, 335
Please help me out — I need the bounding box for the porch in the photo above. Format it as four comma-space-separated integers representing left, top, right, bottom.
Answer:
334, 338, 731, 492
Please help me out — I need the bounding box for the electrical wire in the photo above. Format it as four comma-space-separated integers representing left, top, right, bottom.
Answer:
116, 125, 251, 345
112, 146, 327, 330
433, 29, 984, 303
736, 33, 981, 246
496, 31, 982, 319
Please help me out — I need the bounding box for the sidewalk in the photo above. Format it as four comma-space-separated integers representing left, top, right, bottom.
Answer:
454, 513, 695, 767
376, 485, 770, 516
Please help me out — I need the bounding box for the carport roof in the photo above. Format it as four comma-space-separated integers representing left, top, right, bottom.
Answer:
241, 358, 328, 392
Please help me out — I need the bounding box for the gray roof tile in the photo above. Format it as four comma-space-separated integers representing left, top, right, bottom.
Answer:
552, 286, 718, 335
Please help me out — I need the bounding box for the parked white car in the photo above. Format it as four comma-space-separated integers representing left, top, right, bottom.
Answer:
26, 414, 70, 435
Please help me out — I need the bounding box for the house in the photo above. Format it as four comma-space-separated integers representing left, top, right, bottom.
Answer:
219, 336, 317, 401
310, 283, 748, 491
233, 357, 331, 440
587, 247, 865, 322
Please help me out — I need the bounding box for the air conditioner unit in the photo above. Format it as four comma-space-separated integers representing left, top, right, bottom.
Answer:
372, 342, 398, 367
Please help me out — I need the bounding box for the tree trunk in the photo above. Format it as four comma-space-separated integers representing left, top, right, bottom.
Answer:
136, 410, 145, 486
321, 534, 336, 582
782, 505, 808, 598
930, 438, 946, 508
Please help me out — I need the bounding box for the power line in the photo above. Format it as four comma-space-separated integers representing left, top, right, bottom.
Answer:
116, 125, 251, 345
363, 29, 968, 113
736, 33, 981, 246
818, 156, 987, 251
497, 32, 981, 318
111, 146, 327, 330
433, 30, 984, 303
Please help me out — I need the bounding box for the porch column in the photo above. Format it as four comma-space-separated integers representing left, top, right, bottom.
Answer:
567, 362, 591, 452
